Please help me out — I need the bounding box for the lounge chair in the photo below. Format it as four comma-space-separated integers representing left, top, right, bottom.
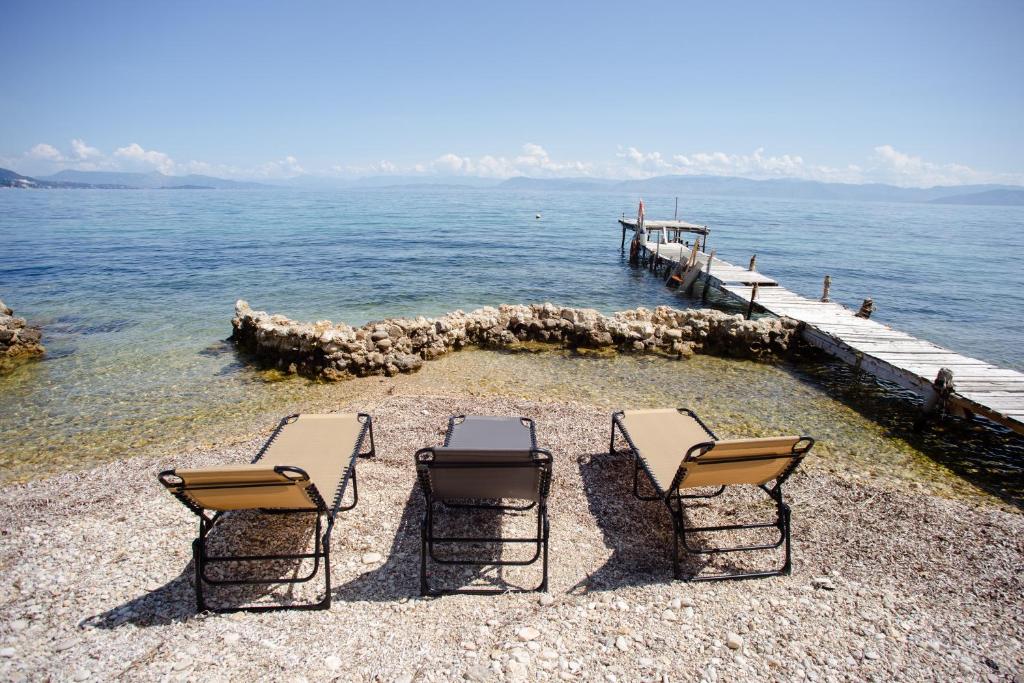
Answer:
158, 412, 375, 612
609, 408, 813, 581
415, 415, 553, 595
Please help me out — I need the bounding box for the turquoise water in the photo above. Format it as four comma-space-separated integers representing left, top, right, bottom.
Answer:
1, 188, 1022, 487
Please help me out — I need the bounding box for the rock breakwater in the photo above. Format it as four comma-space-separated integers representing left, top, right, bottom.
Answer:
0, 299, 44, 369
231, 300, 802, 381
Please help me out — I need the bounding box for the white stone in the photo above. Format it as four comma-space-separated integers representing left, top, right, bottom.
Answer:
172, 657, 193, 671
222, 632, 240, 645
361, 552, 383, 564
54, 638, 77, 652
662, 610, 678, 622
538, 649, 558, 661
615, 636, 630, 651
506, 660, 528, 682
726, 633, 743, 650
325, 655, 342, 671
539, 594, 555, 606
394, 675, 413, 683
0, 648, 16, 658
517, 627, 540, 642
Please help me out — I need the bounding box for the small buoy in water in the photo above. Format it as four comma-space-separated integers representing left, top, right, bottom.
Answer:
535, 213, 541, 220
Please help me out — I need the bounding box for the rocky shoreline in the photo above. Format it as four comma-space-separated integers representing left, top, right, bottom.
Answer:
0, 299, 44, 370
231, 300, 802, 381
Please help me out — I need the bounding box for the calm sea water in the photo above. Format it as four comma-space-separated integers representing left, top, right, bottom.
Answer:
1, 188, 1022, 492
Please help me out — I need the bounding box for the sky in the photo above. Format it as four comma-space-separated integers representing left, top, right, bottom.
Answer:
2, 1, 1023, 186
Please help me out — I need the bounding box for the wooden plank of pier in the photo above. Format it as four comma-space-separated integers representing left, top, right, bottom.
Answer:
624, 223, 1024, 434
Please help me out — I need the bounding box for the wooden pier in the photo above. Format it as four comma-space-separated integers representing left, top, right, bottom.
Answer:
621, 219, 1024, 435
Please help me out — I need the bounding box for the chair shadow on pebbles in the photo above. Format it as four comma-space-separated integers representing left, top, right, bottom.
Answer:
334, 484, 538, 600
573, 452, 781, 592
82, 511, 318, 626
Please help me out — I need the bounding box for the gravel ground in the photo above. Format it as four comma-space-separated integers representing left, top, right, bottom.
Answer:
0, 394, 1021, 682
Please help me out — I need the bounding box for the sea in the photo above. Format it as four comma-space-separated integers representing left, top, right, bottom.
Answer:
1, 188, 1022, 502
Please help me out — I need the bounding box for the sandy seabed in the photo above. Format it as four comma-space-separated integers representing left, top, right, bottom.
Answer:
0, 393, 1021, 683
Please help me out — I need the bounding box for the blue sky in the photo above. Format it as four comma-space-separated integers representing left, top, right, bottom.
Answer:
2, 1, 1022, 185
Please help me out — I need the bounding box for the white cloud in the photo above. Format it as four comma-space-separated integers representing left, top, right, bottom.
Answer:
70, 138, 101, 161
864, 145, 999, 187
27, 143, 64, 162
250, 155, 305, 179
7, 138, 1021, 188
114, 143, 177, 174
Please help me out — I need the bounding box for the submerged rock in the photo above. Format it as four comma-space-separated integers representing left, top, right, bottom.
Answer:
0, 299, 45, 370
230, 300, 803, 381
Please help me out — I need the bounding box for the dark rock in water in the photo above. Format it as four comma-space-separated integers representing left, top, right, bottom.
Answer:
230, 299, 803, 382
0, 299, 45, 370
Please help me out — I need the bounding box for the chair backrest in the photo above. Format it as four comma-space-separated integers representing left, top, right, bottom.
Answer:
678, 436, 809, 489
421, 448, 546, 502
160, 465, 321, 511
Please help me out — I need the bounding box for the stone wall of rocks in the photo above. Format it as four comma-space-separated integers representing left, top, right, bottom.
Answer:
231, 300, 802, 381
0, 300, 44, 368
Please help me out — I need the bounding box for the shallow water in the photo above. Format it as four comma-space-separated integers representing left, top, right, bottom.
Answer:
1, 189, 1022, 497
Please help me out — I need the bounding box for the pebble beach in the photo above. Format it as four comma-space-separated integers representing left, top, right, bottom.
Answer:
1, 392, 1021, 682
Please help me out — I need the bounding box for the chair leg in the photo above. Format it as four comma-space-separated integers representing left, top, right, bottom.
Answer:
193, 537, 205, 612
320, 523, 332, 609
420, 509, 430, 596
780, 503, 792, 576
539, 510, 550, 592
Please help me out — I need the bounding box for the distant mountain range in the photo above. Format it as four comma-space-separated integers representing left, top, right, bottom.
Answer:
3, 167, 1023, 205
928, 188, 1024, 206
496, 175, 1024, 205
0, 168, 269, 190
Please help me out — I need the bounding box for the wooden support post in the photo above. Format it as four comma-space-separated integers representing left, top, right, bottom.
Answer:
855, 298, 875, 319
674, 196, 678, 220
746, 283, 759, 319
748, 254, 757, 271
915, 368, 956, 431
621, 224, 626, 250
701, 250, 716, 300
821, 275, 832, 302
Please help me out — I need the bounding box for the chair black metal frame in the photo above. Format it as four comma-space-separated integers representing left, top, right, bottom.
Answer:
609, 408, 814, 581
158, 412, 376, 613
416, 415, 553, 595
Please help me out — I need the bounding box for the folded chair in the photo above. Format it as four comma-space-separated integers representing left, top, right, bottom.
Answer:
609, 408, 813, 581
415, 415, 553, 595
158, 412, 375, 612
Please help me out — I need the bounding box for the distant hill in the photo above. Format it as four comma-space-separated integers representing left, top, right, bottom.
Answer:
0, 167, 113, 188
497, 174, 1024, 203
282, 174, 503, 189
499, 176, 617, 192
41, 170, 269, 189
929, 189, 1024, 206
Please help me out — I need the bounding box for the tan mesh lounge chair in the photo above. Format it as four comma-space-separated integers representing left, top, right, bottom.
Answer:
158, 412, 375, 612
415, 415, 553, 595
609, 408, 813, 581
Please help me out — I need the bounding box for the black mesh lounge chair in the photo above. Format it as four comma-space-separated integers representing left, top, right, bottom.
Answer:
158, 413, 375, 612
609, 408, 813, 581
415, 415, 553, 595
